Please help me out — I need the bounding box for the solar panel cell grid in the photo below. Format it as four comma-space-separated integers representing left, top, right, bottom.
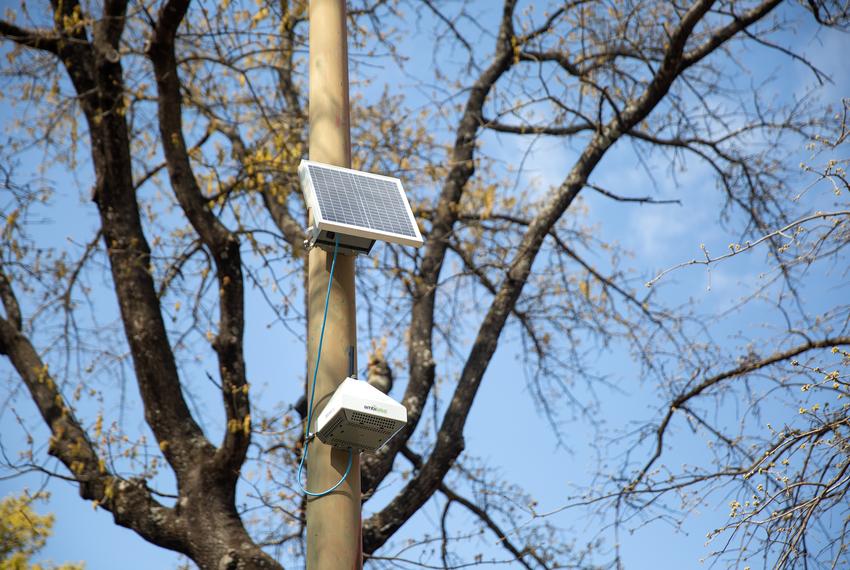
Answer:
308, 165, 417, 238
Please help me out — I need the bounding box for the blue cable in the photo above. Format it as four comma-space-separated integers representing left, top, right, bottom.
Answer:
298, 236, 354, 497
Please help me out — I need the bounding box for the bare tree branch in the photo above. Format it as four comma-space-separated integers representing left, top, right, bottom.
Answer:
631, 336, 850, 490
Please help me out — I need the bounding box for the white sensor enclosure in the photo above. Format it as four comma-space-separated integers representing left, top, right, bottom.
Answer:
315, 377, 407, 453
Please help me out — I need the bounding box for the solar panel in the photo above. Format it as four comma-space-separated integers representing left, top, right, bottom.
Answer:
298, 159, 424, 252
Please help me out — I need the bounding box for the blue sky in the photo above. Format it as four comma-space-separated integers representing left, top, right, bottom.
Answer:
1, 1, 849, 568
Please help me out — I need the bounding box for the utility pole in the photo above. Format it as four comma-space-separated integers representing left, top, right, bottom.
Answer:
305, 0, 362, 568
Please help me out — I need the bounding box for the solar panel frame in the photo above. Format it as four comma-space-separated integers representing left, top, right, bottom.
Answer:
298, 159, 424, 248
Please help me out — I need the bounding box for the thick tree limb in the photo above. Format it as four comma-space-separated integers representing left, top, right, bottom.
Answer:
55, 26, 214, 481
360, 0, 520, 499
680, 0, 784, 70
4, 0, 284, 565
364, 0, 787, 551
23, 0, 218, 495
0, 267, 186, 553
92, 0, 127, 62
0, 20, 59, 52
149, 0, 251, 480
445, 240, 545, 358
447, 210, 667, 326
483, 119, 594, 137
0, 270, 21, 330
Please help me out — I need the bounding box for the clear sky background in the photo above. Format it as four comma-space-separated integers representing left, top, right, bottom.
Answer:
1, 1, 848, 568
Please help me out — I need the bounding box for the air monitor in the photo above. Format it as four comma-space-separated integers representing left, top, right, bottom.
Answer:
315, 377, 407, 453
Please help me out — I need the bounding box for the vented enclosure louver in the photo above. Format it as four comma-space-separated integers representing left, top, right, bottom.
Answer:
315, 377, 407, 453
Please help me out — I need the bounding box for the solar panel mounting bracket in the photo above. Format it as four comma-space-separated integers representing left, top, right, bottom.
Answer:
304, 223, 375, 255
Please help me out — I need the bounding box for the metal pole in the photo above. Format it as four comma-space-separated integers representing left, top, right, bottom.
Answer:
306, 0, 362, 568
